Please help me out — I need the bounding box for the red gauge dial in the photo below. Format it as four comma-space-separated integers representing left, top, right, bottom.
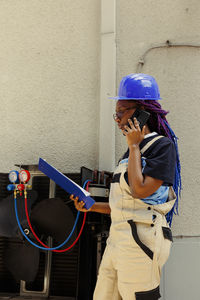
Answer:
19, 170, 30, 183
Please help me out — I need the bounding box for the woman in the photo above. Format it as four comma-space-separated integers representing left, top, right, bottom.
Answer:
71, 73, 181, 300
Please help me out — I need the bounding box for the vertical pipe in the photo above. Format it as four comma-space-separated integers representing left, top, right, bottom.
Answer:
99, 0, 116, 171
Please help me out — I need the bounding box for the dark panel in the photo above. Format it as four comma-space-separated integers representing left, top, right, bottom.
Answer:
0, 173, 11, 200
0, 237, 20, 293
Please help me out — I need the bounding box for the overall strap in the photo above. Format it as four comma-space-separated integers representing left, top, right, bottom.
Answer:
140, 135, 163, 155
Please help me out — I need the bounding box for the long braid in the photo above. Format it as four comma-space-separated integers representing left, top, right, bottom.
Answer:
134, 100, 182, 226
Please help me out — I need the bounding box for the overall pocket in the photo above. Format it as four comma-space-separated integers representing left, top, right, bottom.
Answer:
157, 226, 173, 269
128, 219, 156, 260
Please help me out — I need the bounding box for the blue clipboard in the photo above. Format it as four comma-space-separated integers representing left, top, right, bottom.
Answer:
38, 158, 95, 210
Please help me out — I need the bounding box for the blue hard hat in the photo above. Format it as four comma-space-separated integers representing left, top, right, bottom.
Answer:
110, 73, 161, 100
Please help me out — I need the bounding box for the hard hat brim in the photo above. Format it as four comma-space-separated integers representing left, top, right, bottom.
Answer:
109, 96, 162, 100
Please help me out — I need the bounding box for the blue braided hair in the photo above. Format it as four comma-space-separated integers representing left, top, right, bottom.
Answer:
131, 100, 182, 226
163, 121, 182, 226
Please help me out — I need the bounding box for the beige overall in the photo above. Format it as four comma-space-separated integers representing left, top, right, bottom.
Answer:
93, 158, 176, 300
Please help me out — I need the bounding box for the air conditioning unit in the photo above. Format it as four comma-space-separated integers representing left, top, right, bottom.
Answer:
0, 164, 111, 300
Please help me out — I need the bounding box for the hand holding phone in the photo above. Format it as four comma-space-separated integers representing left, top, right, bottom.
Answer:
129, 108, 150, 130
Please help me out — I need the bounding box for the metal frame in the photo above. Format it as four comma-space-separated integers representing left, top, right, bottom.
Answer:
20, 167, 55, 298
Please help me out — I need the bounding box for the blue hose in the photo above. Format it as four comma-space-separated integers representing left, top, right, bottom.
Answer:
14, 179, 90, 251
14, 198, 80, 250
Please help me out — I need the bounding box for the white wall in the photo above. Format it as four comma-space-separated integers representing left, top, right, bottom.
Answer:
160, 237, 200, 300
116, 0, 200, 236
0, 0, 100, 173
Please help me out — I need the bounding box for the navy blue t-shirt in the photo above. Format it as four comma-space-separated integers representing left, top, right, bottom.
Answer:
121, 133, 176, 186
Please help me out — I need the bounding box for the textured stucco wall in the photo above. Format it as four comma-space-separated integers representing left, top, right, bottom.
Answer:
0, 0, 100, 173
116, 0, 200, 235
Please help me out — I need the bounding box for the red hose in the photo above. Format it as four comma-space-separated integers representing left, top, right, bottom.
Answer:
24, 181, 90, 252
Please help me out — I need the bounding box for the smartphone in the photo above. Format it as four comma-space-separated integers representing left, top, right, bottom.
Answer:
129, 108, 150, 130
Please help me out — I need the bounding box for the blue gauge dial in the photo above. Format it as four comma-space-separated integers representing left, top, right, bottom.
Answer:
8, 170, 19, 183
